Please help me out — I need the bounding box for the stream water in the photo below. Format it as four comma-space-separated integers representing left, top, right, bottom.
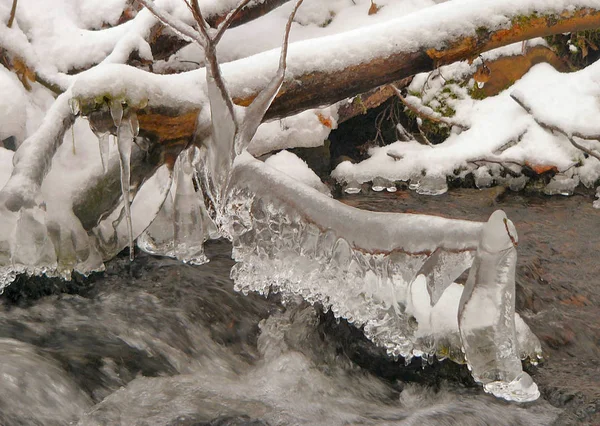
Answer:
0, 187, 598, 425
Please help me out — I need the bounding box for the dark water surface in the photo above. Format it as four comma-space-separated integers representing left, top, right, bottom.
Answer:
0, 187, 597, 425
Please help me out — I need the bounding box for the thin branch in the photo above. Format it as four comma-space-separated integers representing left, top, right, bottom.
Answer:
236, 0, 304, 153
568, 136, 600, 161
137, 0, 204, 47
188, 0, 211, 42
510, 93, 600, 161
214, 0, 253, 44
392, 85, 469, 131
468, 158, 523, 177
7, 0, 17, 28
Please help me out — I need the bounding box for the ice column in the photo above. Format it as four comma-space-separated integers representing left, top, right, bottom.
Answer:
458, 210, 539, 402
172, 150, 210, 265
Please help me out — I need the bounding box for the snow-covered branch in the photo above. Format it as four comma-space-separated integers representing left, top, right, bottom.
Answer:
511, 91, 600, 161
70, 1, 600, 144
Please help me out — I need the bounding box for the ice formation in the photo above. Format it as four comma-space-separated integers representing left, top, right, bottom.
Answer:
0, 0, 552, 403
459, 211, 540, 402
216, 153, 542, 396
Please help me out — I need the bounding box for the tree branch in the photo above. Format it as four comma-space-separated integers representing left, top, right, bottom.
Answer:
393, 86, 469, 131
7, 0, 17, 28
510, 93, 600, 161
150, 0, 292, 61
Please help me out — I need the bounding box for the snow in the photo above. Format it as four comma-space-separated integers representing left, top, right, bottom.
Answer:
264, 150, 330, 196
249, 106, 337, 156
333, 60, 597, 186
0, 66, 27, 143
511, 61, 600, 139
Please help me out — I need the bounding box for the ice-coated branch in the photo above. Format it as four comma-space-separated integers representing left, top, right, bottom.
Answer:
233, 152, 483, 253
236, 0, 304, 154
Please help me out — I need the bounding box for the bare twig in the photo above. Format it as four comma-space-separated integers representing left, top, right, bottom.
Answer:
7, 0, 17, 28
393, 85, 469, 131
510, 93, 600, 161
568, 136, 600, 161
214, 0, 253, 44
468, 158, 522, 177
137, 0, 204, 46
236, 0, 304, 152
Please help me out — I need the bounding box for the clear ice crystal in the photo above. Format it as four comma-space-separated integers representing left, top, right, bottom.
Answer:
474, 167, 494, 189
98, 133, 110, 173
128, 111, 140, 137
343, 180, 361, 194
415, 174, 448, 196
371, 177, 387, 192
458, 210, 539, 402
543, 174, 579, 196
136, 190, 175, 256
68, 97, 80, 116
11, 207, 57, 275
110, 99, 124, 128
371, 177, 397, 193
420, 248, 474, 306
116, 115, 134, 261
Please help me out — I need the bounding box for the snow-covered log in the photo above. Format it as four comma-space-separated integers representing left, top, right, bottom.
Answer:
68, 1, 600, 144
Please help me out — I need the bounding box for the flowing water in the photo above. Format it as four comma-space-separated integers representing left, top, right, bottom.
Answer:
0, 187, 598, 425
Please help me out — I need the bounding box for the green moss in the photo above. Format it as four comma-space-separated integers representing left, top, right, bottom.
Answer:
475, 26, 488, 38
468, 84, 487, 100
511, 11, 539, 27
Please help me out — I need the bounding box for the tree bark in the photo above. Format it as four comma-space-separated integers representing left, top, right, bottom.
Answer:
128, 6, 600, 145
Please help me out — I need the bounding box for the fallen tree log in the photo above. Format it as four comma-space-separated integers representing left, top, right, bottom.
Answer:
82, 3, 600, 146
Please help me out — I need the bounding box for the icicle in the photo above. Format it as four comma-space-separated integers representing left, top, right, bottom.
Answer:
98, 133, 110, 173
88, 112, 112, 173
71, 125, 76, 155
110, 99, 124, 128
68, 98, 80, 115
116, 114, 134, 261
172, 149, 209, 266
458, 210, 539, 402
129, 111, 140, 137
